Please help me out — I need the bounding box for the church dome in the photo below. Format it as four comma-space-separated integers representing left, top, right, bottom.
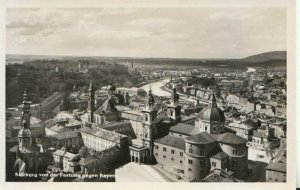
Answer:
198, 94, 225, 122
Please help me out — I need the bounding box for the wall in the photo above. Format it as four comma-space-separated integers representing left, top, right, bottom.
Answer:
266, 170, 286, 182
153, 142, 184, 172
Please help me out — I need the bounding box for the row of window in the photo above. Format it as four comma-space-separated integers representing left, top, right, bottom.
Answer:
203, 126, 223, 132
155, 153, 183, 163
155, 145, 183, 156
188, 149, 206, 156
188, 159, 206, 166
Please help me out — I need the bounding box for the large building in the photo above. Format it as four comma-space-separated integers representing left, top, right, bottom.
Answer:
87, 82, 120, 127
123, 88, 249, 181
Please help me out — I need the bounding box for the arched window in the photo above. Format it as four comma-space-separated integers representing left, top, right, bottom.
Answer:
188, 168, 192, 172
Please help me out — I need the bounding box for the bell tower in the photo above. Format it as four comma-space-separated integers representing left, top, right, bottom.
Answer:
167, 87, 181, 122
20, 89, 31, 128
88, 82, 95, 123
141, 88, 158, 163
142, 88, 157, 127
18, 90, 32, 151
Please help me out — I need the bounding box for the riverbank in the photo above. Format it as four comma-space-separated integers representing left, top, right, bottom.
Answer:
134, 78, 168, 88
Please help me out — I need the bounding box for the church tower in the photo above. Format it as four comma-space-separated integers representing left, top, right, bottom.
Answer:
18, 90, 32, 151
167, 87, 181, 122
142, 88, 157, 126
20, 90, 31, 128
88, 82, 95, 123
141, 88, 158, 162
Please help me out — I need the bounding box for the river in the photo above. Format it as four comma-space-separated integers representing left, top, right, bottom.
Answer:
139, 79, 171, 97
246, 67, 256, 73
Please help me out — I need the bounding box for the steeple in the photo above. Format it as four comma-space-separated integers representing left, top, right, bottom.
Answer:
89, 81, 94, 92
20, 89, 31, 128
147, 87, 155, 107
88, 82, 95, 123
171, 87, 179, 105
18, 91, 32, 151
167, 87, 181, 122
142, 87, 157, 125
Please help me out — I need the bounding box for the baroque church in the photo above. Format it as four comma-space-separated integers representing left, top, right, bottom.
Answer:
118, 86, 248, 181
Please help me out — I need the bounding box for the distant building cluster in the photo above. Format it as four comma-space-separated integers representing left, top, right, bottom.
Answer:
6, 67, 286, 182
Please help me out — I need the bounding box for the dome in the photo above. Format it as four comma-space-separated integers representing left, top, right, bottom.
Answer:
18, 128, 31, 137
198, 94, 225, 122
199, 106, 225, 122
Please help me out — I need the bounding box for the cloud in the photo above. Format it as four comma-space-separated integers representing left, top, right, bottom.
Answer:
129, 18, 179, 26
205, 10, 264, 21
6, 8, 286, 58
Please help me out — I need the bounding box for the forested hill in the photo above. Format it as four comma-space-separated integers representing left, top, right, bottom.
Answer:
6, 59, 144, 107
243, 51, 286, 63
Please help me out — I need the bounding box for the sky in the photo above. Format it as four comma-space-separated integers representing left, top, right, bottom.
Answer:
6, 8, 286, 59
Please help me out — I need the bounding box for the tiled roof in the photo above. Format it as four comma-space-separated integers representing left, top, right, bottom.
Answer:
103, 121, 136, 139
185, 132, 216, 144
212, 132, 247, 145
94, 96, 118, 114
154, 135, 185, 150
211, 151, 229, 160
49, 125, 72, 134
253, 130, 265, 138
79, 126, 127, 143
169, 123, 200, 136
51, 131, 79, 140
266, 162, 286, 173
44, 119, 56, 128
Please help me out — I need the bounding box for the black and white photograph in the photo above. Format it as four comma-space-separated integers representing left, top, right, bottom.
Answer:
3, 0, 295, 186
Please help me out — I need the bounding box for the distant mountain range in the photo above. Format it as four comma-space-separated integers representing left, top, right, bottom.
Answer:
243, 51, 286, 63
6, 51, 287, 68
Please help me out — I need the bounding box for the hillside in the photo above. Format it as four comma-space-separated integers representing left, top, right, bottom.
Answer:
243, 51, 286, 63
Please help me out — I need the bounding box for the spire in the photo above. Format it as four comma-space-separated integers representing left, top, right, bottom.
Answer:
172, 87, 179, 103
20, 89, 31, 129
88, 82, 95, 123
23, 89, 28, 102
89, 81, 94, 92
21, 89, 30, 114
147, 87, 155, 106
209, 94, 217, 108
